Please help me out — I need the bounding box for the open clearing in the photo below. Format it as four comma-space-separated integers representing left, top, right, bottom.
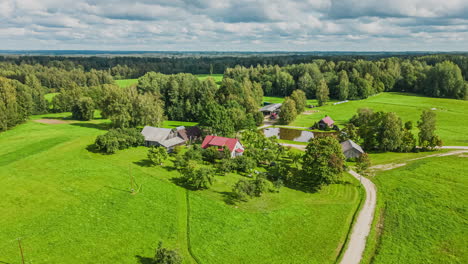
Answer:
115, 78, 138, 88
292, 92, 468, 146
0, 113, 361, 263
361, 154, 468, 264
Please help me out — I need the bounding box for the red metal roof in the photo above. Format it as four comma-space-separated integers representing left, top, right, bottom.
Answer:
201, 135, 240, 152
320, 116, 335, 127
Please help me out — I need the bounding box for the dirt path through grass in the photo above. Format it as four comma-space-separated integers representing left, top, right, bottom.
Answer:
339, 170, 376, 264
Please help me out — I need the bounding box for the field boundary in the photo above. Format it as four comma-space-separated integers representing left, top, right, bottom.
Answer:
185, 190, 202, 264
335, 180, 366, 263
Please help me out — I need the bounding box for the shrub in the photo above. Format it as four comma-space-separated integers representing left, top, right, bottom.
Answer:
181, 166, 215, 190
71, 96, 94, 121
153, 241, 182, 264
95, 128, 144, 154
233, 155, 256, 173
202, 146, 220, 163
148, 146, 169, 166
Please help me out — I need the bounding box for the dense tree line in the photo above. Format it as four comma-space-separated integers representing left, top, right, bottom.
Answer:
224, 57, 468, 100
0, 76, 47, 131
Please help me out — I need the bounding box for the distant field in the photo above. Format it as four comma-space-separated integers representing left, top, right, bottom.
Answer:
44, 92, 59, 102
262, 96, 322, 106
115, 79, 138, 88
362, 155, 468, 263
0, 112, 361, 263
292, 93, 468, 146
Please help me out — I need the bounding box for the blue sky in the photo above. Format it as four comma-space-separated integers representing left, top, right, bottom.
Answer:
1, 0, 467, 51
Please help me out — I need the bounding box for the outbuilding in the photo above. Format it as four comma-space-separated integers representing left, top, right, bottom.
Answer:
341, 139, 364, 159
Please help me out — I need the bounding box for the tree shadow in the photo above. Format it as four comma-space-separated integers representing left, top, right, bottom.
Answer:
133, 159, 153, 167
216, 191, 238, 205
169, 177, 199, 191
104, 185, 131, 193
135, 255, 153, 264
42, 116, 73, 120
70, 122, 109, 131
85, 143, 106, 154
0, 261, 12, 264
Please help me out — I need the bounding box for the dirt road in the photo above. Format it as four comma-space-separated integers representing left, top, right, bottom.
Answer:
339, 170, 376, 264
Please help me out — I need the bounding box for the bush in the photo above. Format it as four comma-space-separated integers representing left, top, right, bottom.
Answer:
153, 241, 182, 264
232, 176, 273, 201
181, 165, 215, 190
148, 146, 169, 166
72, 96, 94, 121
95, 128, 144, 154
202, 146, 220, 163
233, 155, 256, 173
216, 158, 236, 175
184, 145, 203, 161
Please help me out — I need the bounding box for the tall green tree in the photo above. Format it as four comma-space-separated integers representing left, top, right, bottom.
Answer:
278, 97, 297, 125
290, 89, 307, 113
301, 137, 345, 188
148, 146, 169, 166
337, 70, 349, 100
72, 97, 95, 121
417, 110, 442, 150
316, 79, 329, 106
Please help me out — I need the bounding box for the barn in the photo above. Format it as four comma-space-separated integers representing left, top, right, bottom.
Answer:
341, 139, 364, 159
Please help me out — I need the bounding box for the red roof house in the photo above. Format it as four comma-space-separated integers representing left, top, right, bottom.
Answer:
319, 116, 335, 128
201, 135, 244, 158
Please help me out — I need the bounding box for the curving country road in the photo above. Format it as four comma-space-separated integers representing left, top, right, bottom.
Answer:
339, 170, 376, 264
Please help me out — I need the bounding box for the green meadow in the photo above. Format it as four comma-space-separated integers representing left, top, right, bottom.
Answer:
0, 113, 361, 263
291, 92, 468, 146
362, 154, 468, 264
115, 79, 139, 88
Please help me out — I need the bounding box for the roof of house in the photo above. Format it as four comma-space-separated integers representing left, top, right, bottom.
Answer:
320, 116, 335, 126
341, 139, 364, 154
141, 126, 173, 142
159, 137, 186, 148
259, 103, 282, 112
201, 135, 241, 152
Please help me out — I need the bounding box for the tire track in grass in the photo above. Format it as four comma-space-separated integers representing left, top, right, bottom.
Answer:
185, 190, 201, 264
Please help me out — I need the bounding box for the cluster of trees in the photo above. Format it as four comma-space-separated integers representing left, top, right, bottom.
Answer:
224, 58, 468, 100
342, 108, 442, 152
0, 62, 114, 91
94, 128, 144, 154
0, 76, 48, 132
136, 72, 264, 136
278, 89, 307, 125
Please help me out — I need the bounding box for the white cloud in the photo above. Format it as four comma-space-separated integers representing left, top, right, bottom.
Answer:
0, 0, 467, 50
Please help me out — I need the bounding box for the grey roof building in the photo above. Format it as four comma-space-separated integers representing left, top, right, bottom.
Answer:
341, 139, 364, 159
259, 103, 282, 114
141, 126, 200, 150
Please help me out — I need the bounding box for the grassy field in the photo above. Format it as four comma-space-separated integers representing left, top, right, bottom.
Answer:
362, 154, 468, 264
291, 92, 468, 146
115, 79, 138, 88
0, 113, 361, 263
262, 96, 323, 107
44, 92, 59, 102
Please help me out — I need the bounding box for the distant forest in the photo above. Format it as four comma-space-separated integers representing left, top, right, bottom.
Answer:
0, 53, 467, 133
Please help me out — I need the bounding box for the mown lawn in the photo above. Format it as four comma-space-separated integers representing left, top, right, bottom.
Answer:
0, 113, 361, 264
291, 92, 468, 146
362, 155, 468, 264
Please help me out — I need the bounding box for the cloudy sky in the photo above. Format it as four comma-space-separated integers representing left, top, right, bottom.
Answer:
1, 0, 468, 51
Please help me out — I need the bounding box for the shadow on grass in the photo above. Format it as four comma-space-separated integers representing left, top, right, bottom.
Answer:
70, 122, 109, 131
216, 191, 238, 205
86, 144, 103, 154
104, 185, 131, 193
0, 261, 12, 264
133, 159, 153, 167
42, 116, 73, 120
135, 255, 153, 264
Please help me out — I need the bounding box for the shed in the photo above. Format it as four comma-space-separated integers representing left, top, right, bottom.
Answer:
341, 139, 364, 159
260, 103, 282, 115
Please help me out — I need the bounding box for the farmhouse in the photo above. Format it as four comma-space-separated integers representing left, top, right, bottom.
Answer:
341, 139, 364, 159
201, 135, 244, 158
260, 103, 282, 115
141, 126, 201, 150
318, 116, 335, 129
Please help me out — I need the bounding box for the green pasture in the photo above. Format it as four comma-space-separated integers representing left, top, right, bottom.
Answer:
0, 113, 361, 263
362, 154, 468, 263
115, 79, 138, 88
291, 93, 468, 146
